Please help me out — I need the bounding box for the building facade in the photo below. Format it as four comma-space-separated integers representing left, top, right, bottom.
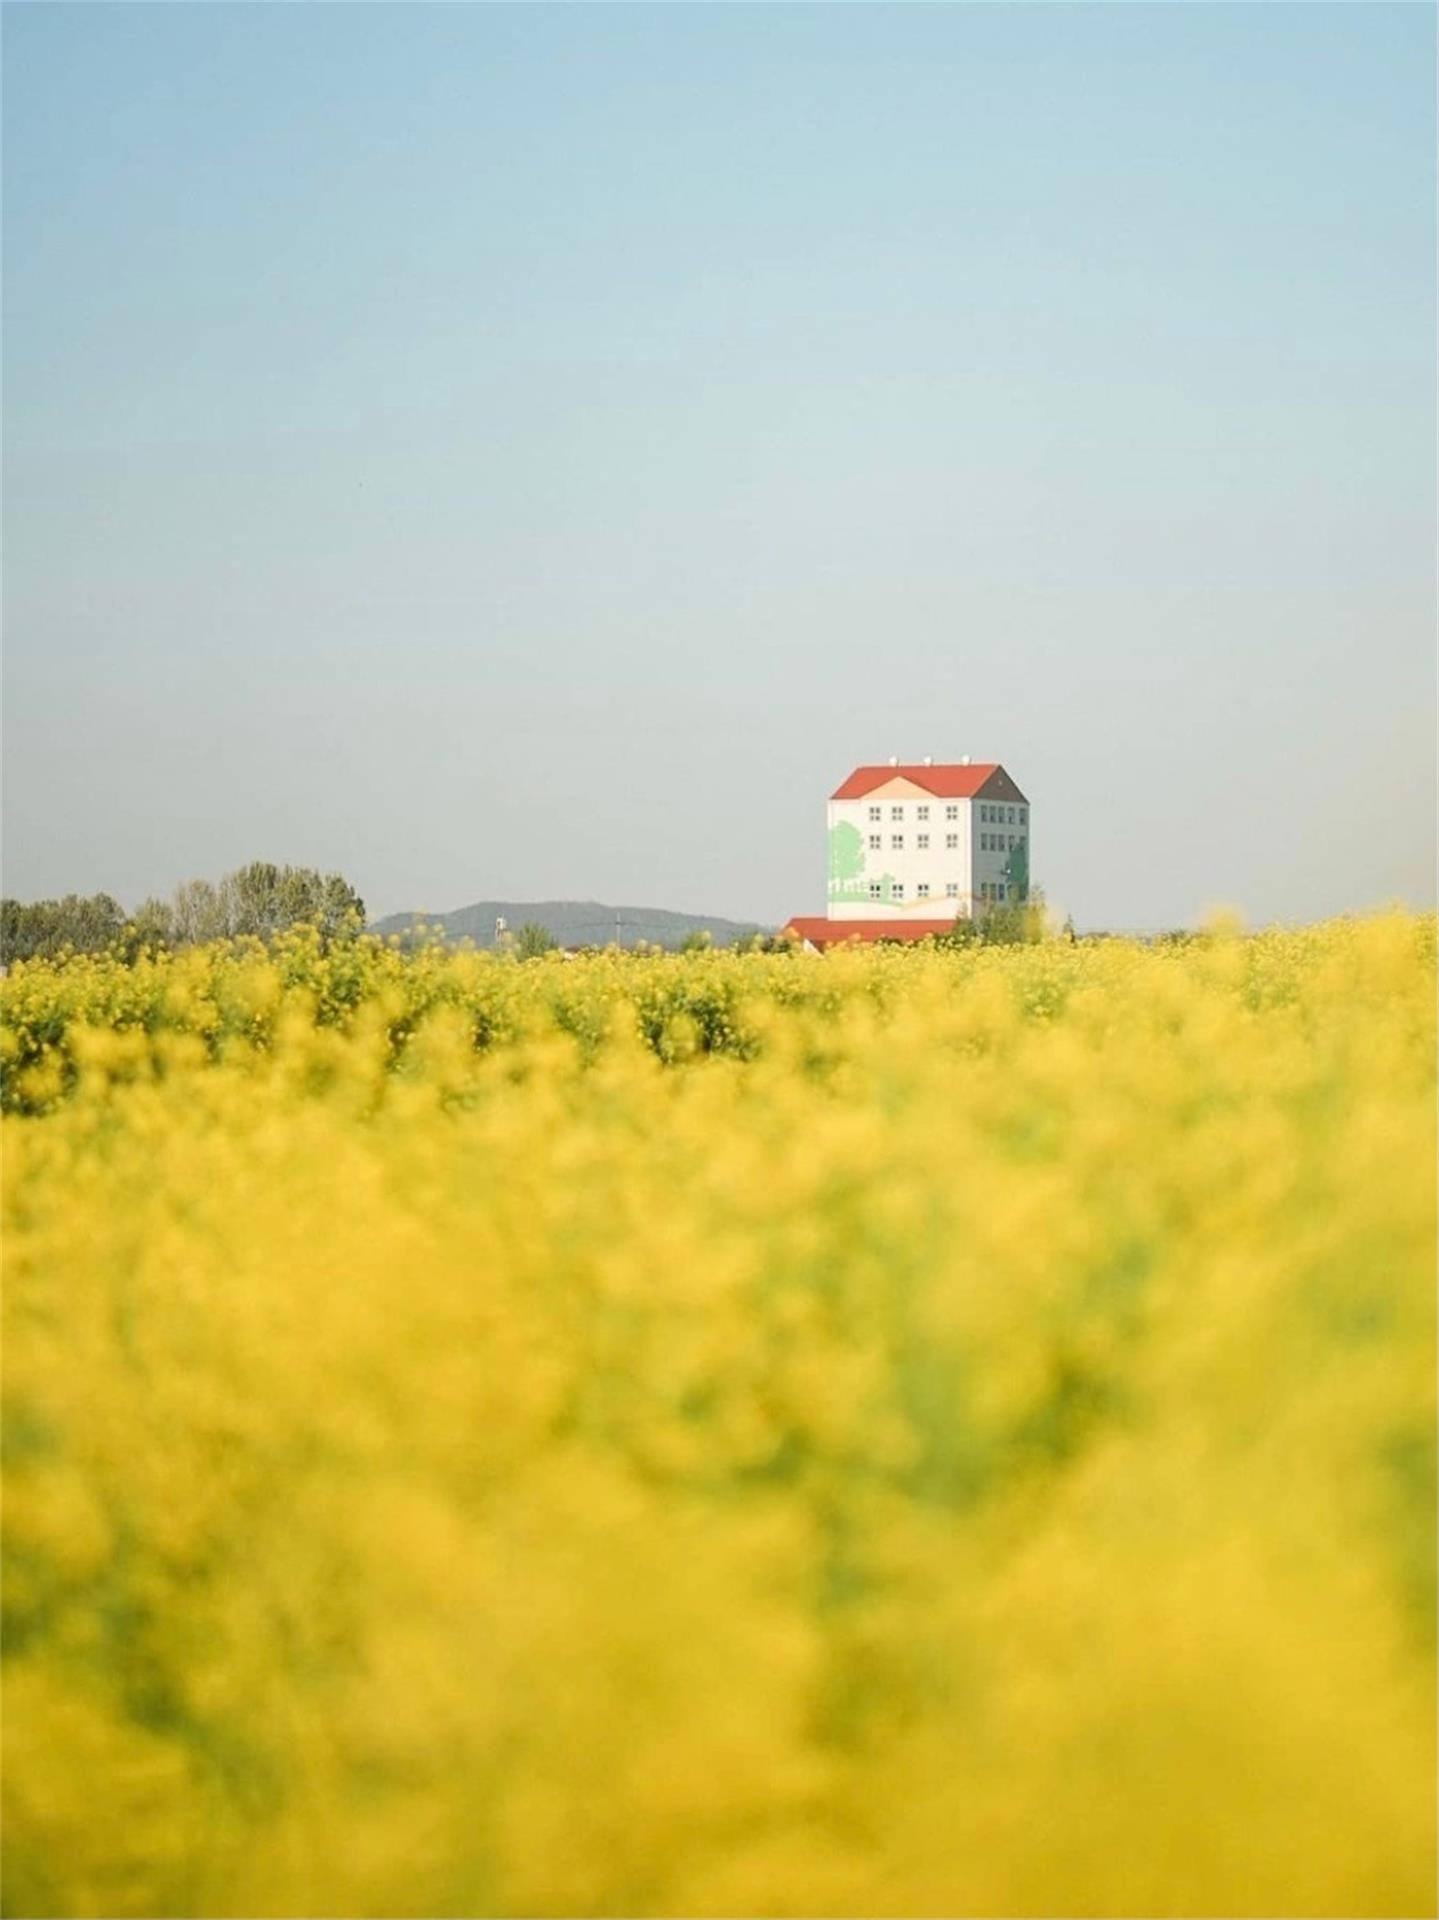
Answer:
783, 759, 1031, 947
825, 759, 1029, 922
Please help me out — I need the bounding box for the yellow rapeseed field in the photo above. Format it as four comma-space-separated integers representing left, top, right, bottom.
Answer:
2, 915, 1434, 1917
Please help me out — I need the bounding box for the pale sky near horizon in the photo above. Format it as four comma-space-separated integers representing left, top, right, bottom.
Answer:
4, 2, 1434, 930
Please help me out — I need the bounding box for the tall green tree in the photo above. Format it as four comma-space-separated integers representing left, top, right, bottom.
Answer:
514, 921, 558, 959
168, 879, 229, 946
0, 893, 125, 961
216, 863, 365, 942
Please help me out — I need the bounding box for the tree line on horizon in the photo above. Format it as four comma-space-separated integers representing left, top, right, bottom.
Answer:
2, 870, 1051, 966
0, 862, 365, 964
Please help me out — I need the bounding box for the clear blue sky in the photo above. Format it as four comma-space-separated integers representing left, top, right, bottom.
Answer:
4, 2, 1433, 929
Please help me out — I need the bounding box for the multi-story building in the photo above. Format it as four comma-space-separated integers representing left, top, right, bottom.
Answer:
784, 757, 1030, 947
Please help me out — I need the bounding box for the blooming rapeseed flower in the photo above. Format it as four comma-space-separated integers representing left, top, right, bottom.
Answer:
2, 916, 1434, 1915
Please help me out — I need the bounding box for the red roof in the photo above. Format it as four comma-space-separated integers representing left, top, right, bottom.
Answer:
830, 763, 1024, 802
783, 917, 961, 949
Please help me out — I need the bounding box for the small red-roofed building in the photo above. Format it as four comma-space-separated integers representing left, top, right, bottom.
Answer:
784, 757, 1031, 945
781, 916, 960, 951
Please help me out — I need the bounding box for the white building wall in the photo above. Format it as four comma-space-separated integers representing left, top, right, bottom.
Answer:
826, 778, 975, 922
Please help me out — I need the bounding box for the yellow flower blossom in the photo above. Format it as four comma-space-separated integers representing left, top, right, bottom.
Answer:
2, 914, 1434, 1915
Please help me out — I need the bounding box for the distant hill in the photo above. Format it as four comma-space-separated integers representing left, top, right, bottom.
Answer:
369, 899, 770, 951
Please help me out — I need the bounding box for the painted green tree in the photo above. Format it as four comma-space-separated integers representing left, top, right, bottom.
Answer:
1005, 837, 1030, 903
827, 821, 867, 899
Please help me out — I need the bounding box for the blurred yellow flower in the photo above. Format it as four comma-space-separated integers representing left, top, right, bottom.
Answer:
2, 914, 1434, 1915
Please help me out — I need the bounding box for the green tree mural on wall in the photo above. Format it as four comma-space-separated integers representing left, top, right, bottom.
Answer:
1005, 837, 1030, 903
827, 822, 869, 901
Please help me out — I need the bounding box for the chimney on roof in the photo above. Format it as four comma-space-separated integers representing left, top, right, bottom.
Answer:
960, 754, 971, 766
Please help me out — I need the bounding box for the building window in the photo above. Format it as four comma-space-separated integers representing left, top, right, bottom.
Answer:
945, 882, 958, 898
869, 881, 882, 899
997, 883, 1006, 901
917, 805, 929, 821
891, 806, 904, 821
945, 833, 958, 849
917, 833, 929, 850
892, 882, 904, 900
946, 804, 958, 820
868, 834, 882, 851
868, 805, 881, 822
891, 834, 903, 849
1018, 807, 1027, 825
1008, 834, 1015, 850
1007, 807, 1015, 824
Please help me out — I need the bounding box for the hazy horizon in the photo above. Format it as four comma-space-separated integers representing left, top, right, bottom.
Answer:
5, 3, 1434, 932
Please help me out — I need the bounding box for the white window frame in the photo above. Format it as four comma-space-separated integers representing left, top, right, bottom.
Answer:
917, 833, 929, 850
